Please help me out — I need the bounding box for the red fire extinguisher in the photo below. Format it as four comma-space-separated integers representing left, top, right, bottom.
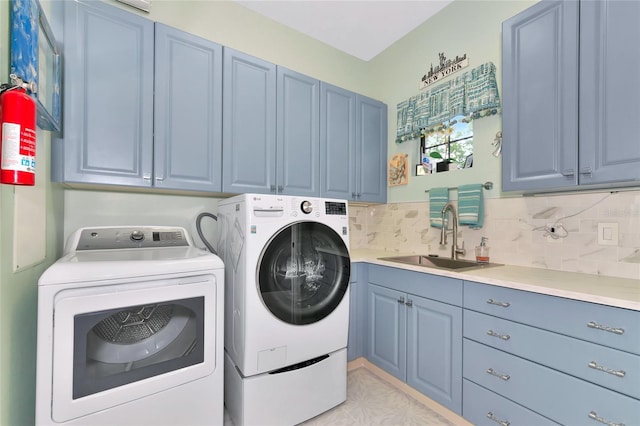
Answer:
0, 74, 37, 186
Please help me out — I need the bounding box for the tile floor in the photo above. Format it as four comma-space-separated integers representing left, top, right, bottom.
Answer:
224, 367, 456, 425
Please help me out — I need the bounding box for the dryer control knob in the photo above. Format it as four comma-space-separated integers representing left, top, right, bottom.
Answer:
130, 230, 145, 241
301, 201, 313, 214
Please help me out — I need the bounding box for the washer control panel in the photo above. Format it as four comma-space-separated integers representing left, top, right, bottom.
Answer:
72, 227, 190, 251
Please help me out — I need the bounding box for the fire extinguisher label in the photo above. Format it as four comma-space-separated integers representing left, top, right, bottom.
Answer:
1, 122, 36, 172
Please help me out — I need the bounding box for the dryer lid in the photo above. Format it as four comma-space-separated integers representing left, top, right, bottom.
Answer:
39, 226, 223, 286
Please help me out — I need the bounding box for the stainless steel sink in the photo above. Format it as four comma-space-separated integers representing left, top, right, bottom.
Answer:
378, 255, 503, 272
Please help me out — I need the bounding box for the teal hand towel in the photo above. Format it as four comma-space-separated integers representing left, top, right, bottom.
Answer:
458, 184, 484, 229
429, 187, 449, 228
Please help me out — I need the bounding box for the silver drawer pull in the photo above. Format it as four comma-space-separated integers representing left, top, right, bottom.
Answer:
588, 410, 625, 426
487, 299, 510, 308
487, 412, 510, 426
397, 297, 405, 304
588, 361, 626, 378
405, 299, 413, 308
486, 368, 510, 381
487, 330, 511, 341
587, 321, 624, 335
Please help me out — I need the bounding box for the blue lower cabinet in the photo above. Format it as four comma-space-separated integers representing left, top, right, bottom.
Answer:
347, 263, 366, 361
406, 296, 462, 413
463, 379, 559, 425
463, 339, 640, 425
365, 266, 463, 414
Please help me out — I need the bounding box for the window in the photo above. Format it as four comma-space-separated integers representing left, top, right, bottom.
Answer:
421, 115, 473, 172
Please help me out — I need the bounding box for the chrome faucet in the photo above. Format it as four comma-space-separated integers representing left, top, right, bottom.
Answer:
440, 202, 465, 260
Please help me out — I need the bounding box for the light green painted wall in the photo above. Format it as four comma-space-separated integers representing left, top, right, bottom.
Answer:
369, 0, 536, 202
0, 1, 64, 424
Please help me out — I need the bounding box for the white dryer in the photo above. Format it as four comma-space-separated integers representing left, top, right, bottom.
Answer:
36, 226, 224, 426
217, 194, 350, 426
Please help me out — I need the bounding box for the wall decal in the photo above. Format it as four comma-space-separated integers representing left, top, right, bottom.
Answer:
420, 52, 469, 89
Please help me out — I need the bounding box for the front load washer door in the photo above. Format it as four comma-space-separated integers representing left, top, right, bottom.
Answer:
257, 221, 350, 325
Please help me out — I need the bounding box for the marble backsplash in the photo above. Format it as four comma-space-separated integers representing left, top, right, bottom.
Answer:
349, 190, 640, 280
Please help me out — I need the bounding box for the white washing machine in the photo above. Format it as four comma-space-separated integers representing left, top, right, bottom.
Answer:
217, 194, 350, 426
35, 226, 224, 426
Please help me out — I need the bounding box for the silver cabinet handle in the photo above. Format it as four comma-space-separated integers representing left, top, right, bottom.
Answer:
588, 361, 626, 378
561, 169, 575, 177
487, 412, 510, 426
588, 410, 625, 426
270, 185, 276, 193
143, 173, 151, 181
277, 185, 283, 192
486, 368, 510, 381
580, 166, 593, 177
587, 321, 624, 335
405, 299, 413, 308
487, 299, 510, 308
351, 192, 357, 199
487, 330, 511, 341
397, 296, 405, 304
155, 176, 164, 182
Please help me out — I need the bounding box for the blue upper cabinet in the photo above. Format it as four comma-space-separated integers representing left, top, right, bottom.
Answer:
320, 83, 357, 200
579, 0, 640, 186
154, 24, 223, 192
276, 67, 321, 197
321, 83, 387, 203
501, 0, 579, 192
54, 2, 223, 192
356, 95, 387, 203
502, 0, 640, 193
222, 48, 277, 194
54, 0, 154, 186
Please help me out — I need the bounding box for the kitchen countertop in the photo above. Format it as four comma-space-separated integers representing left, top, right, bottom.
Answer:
351, 249, 640, 312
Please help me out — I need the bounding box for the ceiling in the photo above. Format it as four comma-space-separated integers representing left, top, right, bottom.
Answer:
234, 1, 455, 61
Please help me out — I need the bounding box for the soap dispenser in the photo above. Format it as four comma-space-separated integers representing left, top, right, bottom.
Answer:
475, 237, 490, 263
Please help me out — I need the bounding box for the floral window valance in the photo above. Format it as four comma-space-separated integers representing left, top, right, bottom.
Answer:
396, 62, 500, 143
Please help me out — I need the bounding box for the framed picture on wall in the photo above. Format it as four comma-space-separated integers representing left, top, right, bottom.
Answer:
464, 154, 473, 169
10, 0, 62, 132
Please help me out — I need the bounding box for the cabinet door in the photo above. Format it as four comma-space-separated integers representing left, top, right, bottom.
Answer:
154, 24, 222, 192
366, 283, 406, 381
579, 0, 640, 185
347, 263, 366, 361
222, 48, 276, 194
356, 95, 387, 203
407, 295, 462, 414
320, 83, 357, 200
277, 68, 320, 196
501, 0, 579, 192
57, 0, 153, 186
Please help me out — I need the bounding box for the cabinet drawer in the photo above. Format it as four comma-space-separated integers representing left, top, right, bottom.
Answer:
464, 339, 640, 426
464, 310, 640, 399
463, 379, 558, 426
369, 265, 462, 306
464, 281, 640, 355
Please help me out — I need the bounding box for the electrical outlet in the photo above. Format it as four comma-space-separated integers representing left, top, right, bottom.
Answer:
545, 223, 564, 243
598, 223, 618, 246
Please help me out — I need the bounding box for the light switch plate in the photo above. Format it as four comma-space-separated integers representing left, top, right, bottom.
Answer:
597, 222, 619, 246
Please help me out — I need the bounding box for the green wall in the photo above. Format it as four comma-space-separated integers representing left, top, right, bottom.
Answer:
0, 1, 64, 424
370, 0, 536, 202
